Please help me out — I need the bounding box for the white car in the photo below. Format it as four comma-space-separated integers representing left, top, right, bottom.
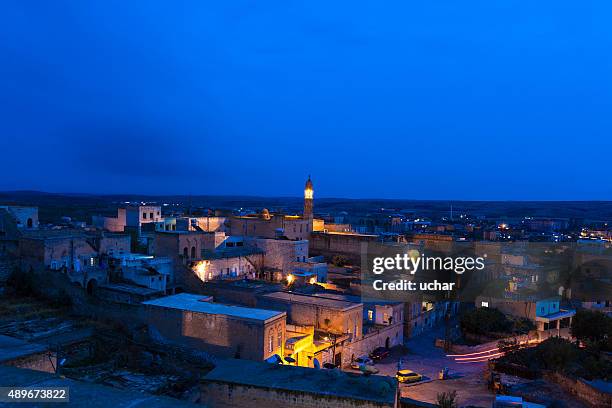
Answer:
351, 355, 374, 370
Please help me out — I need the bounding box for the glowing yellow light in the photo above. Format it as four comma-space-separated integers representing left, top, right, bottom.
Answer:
286, 274, 295, 284
304, 189, 313, 199
193, 261, 209, 280
309, 277, 317, 284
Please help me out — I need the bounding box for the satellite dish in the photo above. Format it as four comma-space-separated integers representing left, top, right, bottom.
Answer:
313, 358, 320, 369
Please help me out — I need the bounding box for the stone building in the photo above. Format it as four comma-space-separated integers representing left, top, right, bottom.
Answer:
244, 236, 309, 281
476, 295, 576, 337
193, 246, 264, 282
19, 230, 98, 274
201, 359, 399, 408
18, 229, 109, 292
143, 293, 286, 361
258, 291, 363, 339
154, 230, 219, 264
229, 177, 314, 241
92, 208, 126, 232
175, 216, 227, 232
0, 205, 39, 230
309, 231, 378, 263
257, 291, 364, 366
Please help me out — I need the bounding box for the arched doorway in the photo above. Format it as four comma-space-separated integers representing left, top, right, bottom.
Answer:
86, 279, 98, 295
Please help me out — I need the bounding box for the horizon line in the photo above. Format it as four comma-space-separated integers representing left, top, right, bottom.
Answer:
0, 190, 611, 204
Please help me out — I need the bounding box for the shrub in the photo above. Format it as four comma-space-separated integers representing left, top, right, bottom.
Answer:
332, 255, 348, 267
7, 268, 35, 296
460, 308, 511, 335
437, 391, 458, 408
571, 309, 612, 351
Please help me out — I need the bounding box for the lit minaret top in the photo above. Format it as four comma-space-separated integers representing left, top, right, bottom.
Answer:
304, 175, 313, 220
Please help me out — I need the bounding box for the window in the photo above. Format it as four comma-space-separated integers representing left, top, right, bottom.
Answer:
150, 212, 154, 219
277, 331, 282, 348
367, 310, 373, 321
191, 246, 196, 259
269, 334, 274, 352
142, 213, 147, 219
481, 301, 489, 308
183, 247, 188, 258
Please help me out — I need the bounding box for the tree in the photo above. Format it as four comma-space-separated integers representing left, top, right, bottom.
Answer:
460, 308, 511, 335
331, 255, 348, 267
571, 309, 612, 350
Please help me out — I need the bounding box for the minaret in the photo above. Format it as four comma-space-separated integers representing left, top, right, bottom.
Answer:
304, 175, 314, 221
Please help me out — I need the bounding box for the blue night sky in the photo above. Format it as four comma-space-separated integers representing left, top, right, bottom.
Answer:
1, 1, 611, 200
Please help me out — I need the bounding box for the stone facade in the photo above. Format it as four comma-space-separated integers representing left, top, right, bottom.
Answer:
258, 292, 363, 340
19, 231, 97, 274
144, 293, 286, 361
309, 231, 377, 263
245, 237, 308, 280
201, 359, 399, 408
0, 206, 39, 229
230, 214, 312, 241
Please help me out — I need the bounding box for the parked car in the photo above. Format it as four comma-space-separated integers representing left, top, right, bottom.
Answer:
369, 347, 390, 361
360, 364, 380, 375
351, 355, 374, 370
396, 369, 423, 383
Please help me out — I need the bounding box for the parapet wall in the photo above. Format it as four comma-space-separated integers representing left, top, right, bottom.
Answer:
200, 381, 396, 408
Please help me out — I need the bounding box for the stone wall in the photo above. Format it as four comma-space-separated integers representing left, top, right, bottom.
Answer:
200, 382, 397, 408
309, 232, 376, 264
146, 305, 285, 361
342, 322, 403, 367
257, 295, 363, 339
3, 351, 57, 374
544, 372, 611, 408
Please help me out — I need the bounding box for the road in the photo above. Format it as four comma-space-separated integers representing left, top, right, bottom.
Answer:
347, 324, 495, 406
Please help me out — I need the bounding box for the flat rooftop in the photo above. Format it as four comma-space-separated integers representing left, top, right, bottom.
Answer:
204, 359, 397, 404
0, 365, 198, 408
261, 291, 362, 311
0, 335, 48, 363
143, 293, 285, 322
312, 231, 378, 238
99, 283, 163, 296
201, 246, 264, 260
305, 292, 402, 306
20, 229, 86, 240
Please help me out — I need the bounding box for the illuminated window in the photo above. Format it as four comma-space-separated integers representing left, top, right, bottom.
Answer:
367, 310, 373, 321
481, 301, 489, 308
269, 334, 274, 352
277, 331, 282, 348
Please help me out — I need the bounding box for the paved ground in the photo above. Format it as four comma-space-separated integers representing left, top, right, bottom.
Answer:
346, 324, 589, 408
391, 326, 494, 407
346, 324, 495, 406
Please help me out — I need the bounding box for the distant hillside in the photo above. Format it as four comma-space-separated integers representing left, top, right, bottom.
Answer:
1, 191, 611, 224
